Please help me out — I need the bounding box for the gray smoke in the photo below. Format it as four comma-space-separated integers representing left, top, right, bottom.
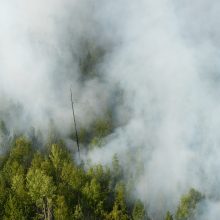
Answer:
0, 0, 112, 137
89, 0, 220, 219
1, 0, 220, 219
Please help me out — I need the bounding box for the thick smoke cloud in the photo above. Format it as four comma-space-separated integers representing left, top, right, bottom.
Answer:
0, 0, 112, 137
89, 0, 220, 219
1, 0, 220, 219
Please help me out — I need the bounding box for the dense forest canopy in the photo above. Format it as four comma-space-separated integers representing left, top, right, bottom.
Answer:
0, 132, 203, 220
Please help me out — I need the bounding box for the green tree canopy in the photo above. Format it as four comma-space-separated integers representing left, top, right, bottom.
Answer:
175, 188, 204, 220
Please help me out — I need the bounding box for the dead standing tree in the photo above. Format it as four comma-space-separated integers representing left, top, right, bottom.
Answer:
70, 87, 80, 160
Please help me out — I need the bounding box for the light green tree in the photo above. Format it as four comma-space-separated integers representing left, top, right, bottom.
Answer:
49, 143, 70, 183
2, 160, 24, 185
26, 168, 56, 220
82, 178, 105, 218
9, 137, 33, 166
61, 161, 86, 191
12, 174, 26, 199
175, 188, 204, 220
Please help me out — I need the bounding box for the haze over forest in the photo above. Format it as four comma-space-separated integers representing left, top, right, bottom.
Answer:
0, 1, 220, 219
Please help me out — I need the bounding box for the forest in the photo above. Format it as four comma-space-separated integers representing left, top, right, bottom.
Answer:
0, 1, 217, 219
0, 119, 203, 220
0, 29, 208, 220
0, 29, 206, 220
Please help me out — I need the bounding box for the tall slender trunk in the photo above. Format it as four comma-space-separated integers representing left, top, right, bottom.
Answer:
43, 200, 47, 220
47, 198, 53, 220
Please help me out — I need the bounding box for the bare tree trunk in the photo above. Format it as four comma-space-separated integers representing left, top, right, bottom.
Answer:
70, 87, 80, 160
47, 198, 53, 220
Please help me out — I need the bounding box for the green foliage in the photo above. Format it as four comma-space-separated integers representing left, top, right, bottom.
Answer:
4, 194, 26, 220
82, 178, 105, 217
0, 37, 208, 220
2, 160, 24, 185
54, 196, 69, 220
111, 154, 123, 185
0, 135, 205, 220
49, 144, 70, 182
132, 200, 147, 220
47, 119, 61, 146
1, 135, 130, 219
164, 211, 173, 220
88, 117, 113, 150
175, 188, 204, 220
0, 121, 9, 136
73, 204, 84, 220
0, 174, 7, 217
106, 184, 129, 220
87, 164, 111, 190
27, 168, 56, 204
6, 137, 34, 171
93, 117, 112, 139
77, 128, 87, 144
0, 120, 10, 152
11, 173, 26, 199
79, 41, 105, 79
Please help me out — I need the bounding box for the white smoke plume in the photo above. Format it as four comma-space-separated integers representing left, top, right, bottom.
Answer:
1, 0, 220, 219
89, 0, 220, 218
0, 0, 113, 137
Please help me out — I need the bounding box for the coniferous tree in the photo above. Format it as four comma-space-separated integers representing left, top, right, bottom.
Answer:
175, 188, 204, 220
132, 200, 147, 220
164, 211, 173, 220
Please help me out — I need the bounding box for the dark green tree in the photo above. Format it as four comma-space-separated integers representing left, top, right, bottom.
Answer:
107, 184, 129, 220
54, 196, 69, 220
132, 200, 147, 220
3, 194, 26, 220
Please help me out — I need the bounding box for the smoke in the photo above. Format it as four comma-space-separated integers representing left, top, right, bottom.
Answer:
0, 0, 113, 137
89, 0, 220, 219
196, 200, 220, 220
1, 0, 220, 219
